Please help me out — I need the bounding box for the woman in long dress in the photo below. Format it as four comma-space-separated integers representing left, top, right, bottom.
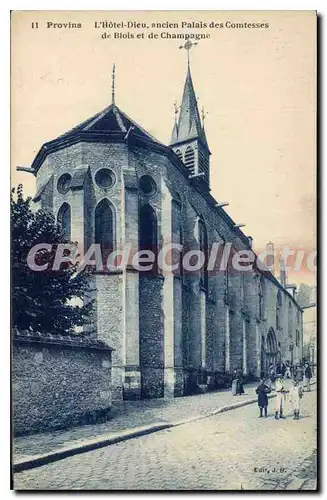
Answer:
231, 369, 238, 395
237, 369, 245, 395
232, 369, 245, 395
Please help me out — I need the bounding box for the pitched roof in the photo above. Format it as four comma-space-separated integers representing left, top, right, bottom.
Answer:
56, 103, 163, 146
170, 65, 209, 149
30, 103, 166, 173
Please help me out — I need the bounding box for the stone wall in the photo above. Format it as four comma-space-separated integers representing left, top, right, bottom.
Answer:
139, 276, 165, 398
12, 332, 112, 436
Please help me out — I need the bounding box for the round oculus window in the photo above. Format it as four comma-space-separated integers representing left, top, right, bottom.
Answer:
139, 175, 157, 196
95, 168, 115, 189
57, 173, 72, 194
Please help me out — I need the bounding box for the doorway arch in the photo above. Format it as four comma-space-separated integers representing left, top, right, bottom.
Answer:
266, 327, 278, 369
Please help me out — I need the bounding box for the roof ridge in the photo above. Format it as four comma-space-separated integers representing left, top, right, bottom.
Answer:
48, 103, 164, 147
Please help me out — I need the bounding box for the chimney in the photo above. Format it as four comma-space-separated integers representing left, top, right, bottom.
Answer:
248, 236, 253, 248
266, 241, 275, 274
279, 256, 287, 288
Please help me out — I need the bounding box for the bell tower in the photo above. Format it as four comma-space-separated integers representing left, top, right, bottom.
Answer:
170, 41, 211, 188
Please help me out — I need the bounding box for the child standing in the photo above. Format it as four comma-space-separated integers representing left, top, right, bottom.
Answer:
289, 379, 303, 419
274, 374, 288, 419
255, 379, 271, 417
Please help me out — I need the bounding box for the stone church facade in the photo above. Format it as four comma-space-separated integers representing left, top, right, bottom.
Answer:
20, 63, 303, 401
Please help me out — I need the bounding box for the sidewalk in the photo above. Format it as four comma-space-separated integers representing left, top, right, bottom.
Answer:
13, 379, 315, 472
14, 382, 259, 462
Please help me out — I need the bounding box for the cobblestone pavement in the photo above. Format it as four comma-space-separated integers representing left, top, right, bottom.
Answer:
14, 385, 317, 491
14, 382, 261, 460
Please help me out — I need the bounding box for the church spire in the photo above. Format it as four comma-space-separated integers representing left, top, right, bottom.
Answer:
171, 64, 208, 147
170, 49, 211, 187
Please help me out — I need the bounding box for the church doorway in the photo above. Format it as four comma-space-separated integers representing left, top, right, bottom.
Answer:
266, 327, 278, 370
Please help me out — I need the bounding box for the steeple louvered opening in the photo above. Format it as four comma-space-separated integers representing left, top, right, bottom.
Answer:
184, 146, 195, 175
198, 147, 209, 182
175, 149, 183, 162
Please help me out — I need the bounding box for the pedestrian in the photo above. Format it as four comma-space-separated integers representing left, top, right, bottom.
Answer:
289, 379, 303, 419
269, 364, 276, 390
231, 368, 244, 396
255, 379, 271, 418
303, 362, 312, 392
237, 368, 245, 395
276, 361, 286, 378
231, 368, 238, 396
285, 361, 291, 379
294, 363, 304, 386
281, 362, 286, 377
274, 374, 288, 419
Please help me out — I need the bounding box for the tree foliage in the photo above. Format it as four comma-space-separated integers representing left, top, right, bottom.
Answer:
296, 283, 312, 308
11, 185, 94, 334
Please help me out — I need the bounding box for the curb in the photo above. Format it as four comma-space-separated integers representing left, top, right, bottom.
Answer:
13, 381, 316, 473
13, 422, 172, 473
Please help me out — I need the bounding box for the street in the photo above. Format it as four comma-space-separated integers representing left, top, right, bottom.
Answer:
14, 386, 317, 491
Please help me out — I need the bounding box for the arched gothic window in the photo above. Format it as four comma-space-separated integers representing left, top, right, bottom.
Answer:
217, 239, 228, 300
139, 204, 158, 274
259, 276, 265, 320
266, 328, 278, 367
57, 203, 71, 240
198, 218, 208, 290
276, 290, 282, 330
95, 199, 114, 264
184, 146, 195, 175
296, 329, 300, 347
288, 302, 293, 338
297, 309, 300, 324
171, 198, 183, 278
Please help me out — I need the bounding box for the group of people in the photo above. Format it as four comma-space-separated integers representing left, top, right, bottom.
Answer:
256, 361, 313, 420
231, 361, 313, 421
268, 361, 312, 390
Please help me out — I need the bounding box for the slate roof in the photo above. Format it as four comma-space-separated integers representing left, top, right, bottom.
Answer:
55, 103, 164, 146
170, 65, 209, 149
30, 104, 166, 174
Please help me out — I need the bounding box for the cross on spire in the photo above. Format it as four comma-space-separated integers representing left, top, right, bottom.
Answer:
179, 40, 198, 66
111, 63, 116, 105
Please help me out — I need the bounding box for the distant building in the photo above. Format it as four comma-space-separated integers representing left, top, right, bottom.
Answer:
18, 59, 303, 400
303, 286, 317, 366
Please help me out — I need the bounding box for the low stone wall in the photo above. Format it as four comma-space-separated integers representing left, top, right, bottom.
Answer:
12, 331, 113, 436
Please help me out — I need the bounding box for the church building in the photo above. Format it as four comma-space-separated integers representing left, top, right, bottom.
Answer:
19, 54, 304, 401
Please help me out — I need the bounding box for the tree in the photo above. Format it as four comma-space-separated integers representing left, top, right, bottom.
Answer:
11, 185, 94, 335
296, 283, 312, 308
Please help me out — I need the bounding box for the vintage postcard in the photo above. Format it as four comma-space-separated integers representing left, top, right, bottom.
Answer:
11, 10, 317, 491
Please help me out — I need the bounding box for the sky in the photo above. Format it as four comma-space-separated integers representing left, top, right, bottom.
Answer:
11, 10, 316, 285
